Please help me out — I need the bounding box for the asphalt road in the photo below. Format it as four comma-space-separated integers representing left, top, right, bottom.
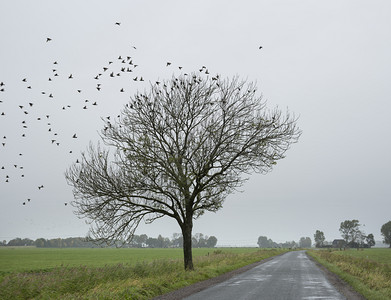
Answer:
184, 251, 345, 300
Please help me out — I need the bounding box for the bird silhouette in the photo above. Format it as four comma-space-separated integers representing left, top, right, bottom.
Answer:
46, 38, 52, 42
259, 46, 263, 49
115, 22, 121, 26
72, 134, 77, 138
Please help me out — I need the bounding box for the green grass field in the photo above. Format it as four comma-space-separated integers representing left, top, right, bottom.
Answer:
0, 247, 259, 275
308, 248, 391, 300
0, 247, 286, 299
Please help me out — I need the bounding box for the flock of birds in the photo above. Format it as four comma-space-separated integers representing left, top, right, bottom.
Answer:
0, 20, 264, 208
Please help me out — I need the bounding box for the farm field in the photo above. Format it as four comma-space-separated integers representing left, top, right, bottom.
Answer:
0, 247, 287, 299
308, 248, 391, 300
0, 247, 259, 275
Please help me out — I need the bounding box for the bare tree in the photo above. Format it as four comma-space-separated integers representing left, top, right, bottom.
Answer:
65, 73, 301, 270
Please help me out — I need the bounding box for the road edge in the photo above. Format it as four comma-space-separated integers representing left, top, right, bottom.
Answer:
305, 251, 366, 300
153, 252, 286, 300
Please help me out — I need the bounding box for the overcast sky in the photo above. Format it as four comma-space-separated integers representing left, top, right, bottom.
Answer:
1, 1, 390, 246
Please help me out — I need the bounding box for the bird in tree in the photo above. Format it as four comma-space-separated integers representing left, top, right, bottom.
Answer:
65, 73, 301, 270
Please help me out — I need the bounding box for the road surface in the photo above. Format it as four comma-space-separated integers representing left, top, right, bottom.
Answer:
184, 251, 345, 300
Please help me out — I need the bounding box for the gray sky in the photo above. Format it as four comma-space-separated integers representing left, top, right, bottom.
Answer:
1, 0, 390, 246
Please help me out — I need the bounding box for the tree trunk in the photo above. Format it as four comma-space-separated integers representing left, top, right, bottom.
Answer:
181, 219, 194, 271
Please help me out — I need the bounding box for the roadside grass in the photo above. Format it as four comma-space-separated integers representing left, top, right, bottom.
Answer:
331, 248, 391, 265
307, 249, 391, 300
0, 248, 287, 299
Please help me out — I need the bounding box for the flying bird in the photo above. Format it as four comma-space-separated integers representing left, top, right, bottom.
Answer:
46, 37, 52, 42
259, 46, 263, 49
72, 134, 77, 138
115, 22, 121, 26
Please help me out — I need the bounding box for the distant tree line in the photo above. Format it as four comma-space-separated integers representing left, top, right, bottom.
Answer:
257, 236, 312, 249
314, 219, 391, 249
0, 233, 217, 248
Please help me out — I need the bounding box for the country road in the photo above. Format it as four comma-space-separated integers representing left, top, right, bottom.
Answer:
184, 251, 345, 300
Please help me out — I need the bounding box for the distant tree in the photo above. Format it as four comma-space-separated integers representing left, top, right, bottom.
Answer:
7, 238, 23, 246
381, 221, 391, 248
65, 74, 301, 270
314, 230, 326, 248
146, 237, 159, 248
206, 236, 217, 248
339, 219, 362, 246
281, 241, 297, 249
172, 233, 183, 248
257, 236, 270, 248
133, 234, 148, 247
193, 233, 207, 248
365, 233, 375, 248
299, 237, 312, 248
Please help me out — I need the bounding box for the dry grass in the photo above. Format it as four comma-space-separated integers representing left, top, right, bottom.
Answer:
308, 249, 391, 300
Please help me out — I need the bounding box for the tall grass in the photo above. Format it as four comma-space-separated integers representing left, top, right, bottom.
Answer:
0, 249, 286, 299
308, 249, 391, 300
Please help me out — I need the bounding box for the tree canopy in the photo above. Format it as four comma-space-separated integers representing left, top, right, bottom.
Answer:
65, 73, 301, 269
314, 230, 326, 248
339, 219, 361, 245
381, 221, 391, 247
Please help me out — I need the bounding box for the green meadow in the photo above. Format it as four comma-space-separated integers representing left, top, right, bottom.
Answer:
0, 247, 261, 275
308, 248, 391, 300
0, 247, 287, 299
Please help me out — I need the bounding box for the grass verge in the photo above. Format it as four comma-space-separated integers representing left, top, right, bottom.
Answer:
307, 249, 391, 300
0, 248, 287, 299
